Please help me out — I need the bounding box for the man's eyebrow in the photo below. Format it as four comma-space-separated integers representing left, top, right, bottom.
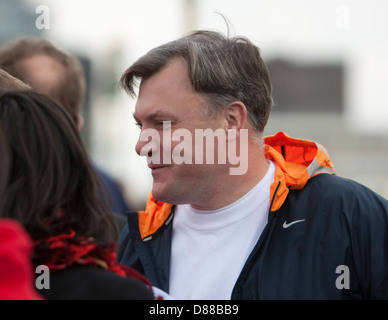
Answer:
132, 111, 178, 122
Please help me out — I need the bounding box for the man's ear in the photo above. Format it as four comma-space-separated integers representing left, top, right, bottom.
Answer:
224, 101, 248, 131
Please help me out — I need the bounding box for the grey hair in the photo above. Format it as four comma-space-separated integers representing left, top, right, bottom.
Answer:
120, 30, 273, 133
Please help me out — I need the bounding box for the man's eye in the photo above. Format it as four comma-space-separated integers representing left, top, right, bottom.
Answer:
157, 121, 172, 129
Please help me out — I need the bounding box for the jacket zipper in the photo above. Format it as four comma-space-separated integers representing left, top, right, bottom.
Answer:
231, 181, 282, 299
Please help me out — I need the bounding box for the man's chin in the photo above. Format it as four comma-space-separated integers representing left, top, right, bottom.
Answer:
151, 185, 169, 203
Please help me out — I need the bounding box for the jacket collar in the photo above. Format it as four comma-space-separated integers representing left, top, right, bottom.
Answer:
137, 196, 173, 241
264, 131, 335, 211
137, 131, 335, 240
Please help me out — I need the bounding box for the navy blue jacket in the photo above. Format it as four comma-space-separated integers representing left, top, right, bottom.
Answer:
118, 132, 388, 299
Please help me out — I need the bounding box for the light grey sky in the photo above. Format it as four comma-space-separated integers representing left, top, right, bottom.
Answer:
28, 0, 388, 59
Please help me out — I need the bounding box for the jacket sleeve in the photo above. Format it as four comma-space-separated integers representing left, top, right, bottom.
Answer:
344, 183, 388, 299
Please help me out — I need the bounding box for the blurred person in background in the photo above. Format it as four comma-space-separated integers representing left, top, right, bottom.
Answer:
0, 38, 131, 231
0, 89, 155, 300
118, 30, 388, 300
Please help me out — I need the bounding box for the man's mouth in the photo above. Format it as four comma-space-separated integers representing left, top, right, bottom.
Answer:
148, 164, 170, 170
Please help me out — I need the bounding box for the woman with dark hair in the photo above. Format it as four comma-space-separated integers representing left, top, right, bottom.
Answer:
0, 90, 154, 300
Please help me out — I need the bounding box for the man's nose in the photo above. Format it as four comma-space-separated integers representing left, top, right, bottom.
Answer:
135, 129, 160, 157
135, 134, 146, 156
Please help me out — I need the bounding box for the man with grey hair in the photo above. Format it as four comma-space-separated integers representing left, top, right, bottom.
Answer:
118, 30, 388, 300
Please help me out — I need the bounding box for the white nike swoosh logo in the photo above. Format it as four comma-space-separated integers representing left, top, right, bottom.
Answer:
282, 219, 306, 229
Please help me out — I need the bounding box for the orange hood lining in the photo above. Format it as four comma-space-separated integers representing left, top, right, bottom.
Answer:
265, 131, 335, 211
138, 194, 173, 241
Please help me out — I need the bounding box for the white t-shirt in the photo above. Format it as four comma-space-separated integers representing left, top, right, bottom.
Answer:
168, 161, 276, 300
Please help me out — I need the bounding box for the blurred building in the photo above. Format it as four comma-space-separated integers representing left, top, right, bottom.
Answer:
267, 59, 344, 113
264, 58, 388, 198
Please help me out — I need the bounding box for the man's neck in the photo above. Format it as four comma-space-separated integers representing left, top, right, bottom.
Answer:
190, 151, 270, 211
